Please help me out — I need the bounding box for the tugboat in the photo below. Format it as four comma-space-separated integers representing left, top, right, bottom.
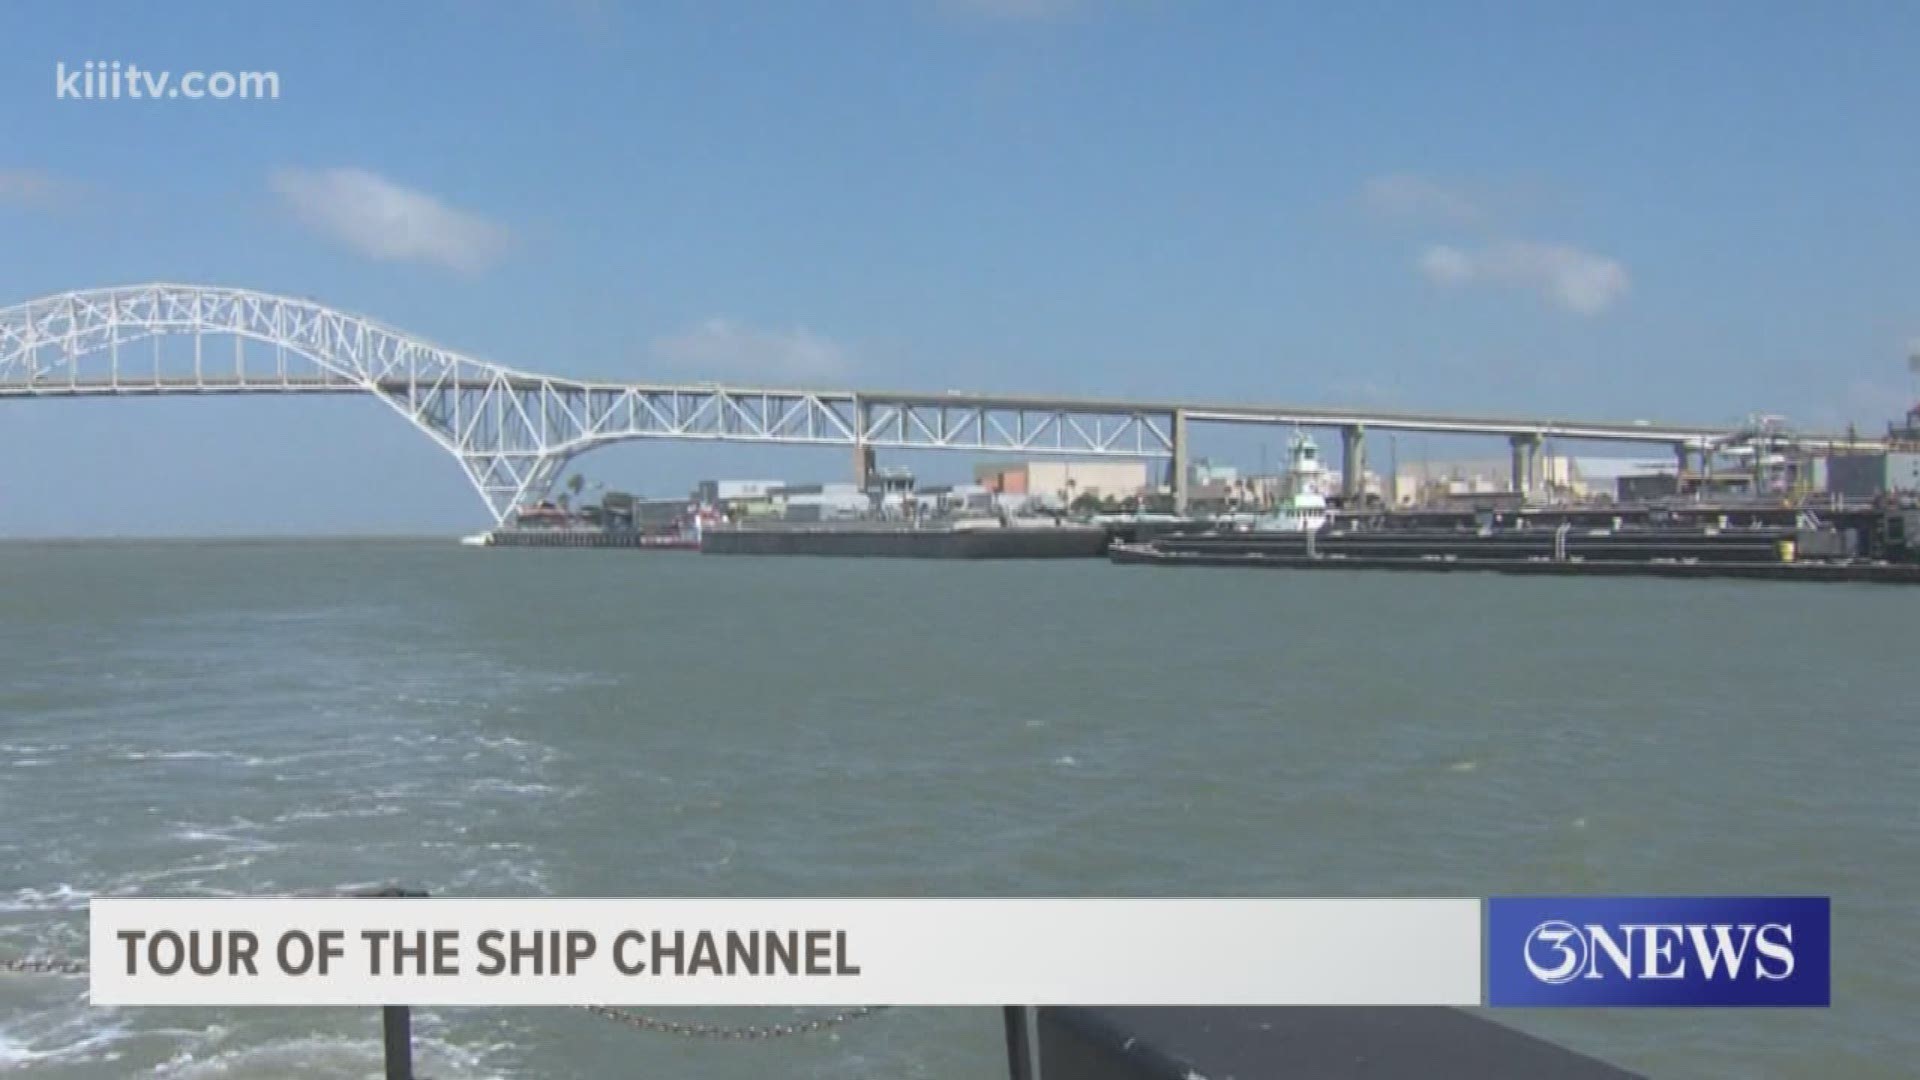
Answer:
1256, 430, 1330, 533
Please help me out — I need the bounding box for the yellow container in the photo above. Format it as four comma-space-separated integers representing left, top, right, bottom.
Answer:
1777, 539, 1796, 563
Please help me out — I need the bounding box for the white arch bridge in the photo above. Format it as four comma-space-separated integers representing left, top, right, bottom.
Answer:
0, 284, 1815, 524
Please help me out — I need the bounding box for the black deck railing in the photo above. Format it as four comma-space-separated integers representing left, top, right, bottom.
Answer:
1015, 1005, 1642, 1080
369, 1000, 1649, 1080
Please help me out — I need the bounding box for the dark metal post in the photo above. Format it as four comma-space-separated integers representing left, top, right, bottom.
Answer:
382, 1004, 414, 1080
1003, 1005, 1037, 1080
351, 885, 429, 1080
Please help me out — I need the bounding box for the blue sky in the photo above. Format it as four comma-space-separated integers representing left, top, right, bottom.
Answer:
2, 1, 1917, 534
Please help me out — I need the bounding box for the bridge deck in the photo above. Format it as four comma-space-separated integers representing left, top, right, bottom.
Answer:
0, 375, 1852, 447
1, 283, 1880, 523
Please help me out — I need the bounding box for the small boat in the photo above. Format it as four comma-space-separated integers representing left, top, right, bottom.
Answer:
459, 531, 494, 547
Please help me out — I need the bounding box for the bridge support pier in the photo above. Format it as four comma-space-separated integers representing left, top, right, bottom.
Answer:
1509, 434, 1543, 501
1673, 441, 1694, 498
852, 396, 874, 491
1340, 424, 1366, 503
1171, 409, 1190, 514
854, 444, 875, 491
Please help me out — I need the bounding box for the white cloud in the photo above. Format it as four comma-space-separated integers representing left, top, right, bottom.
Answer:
0, 168, 69, 208
1361, 173, 1482, 223
1418, 241, 1630, 315
649, 319, 850, 382
269, 167, 509, 273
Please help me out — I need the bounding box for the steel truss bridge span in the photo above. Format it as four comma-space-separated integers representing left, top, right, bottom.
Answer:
0, 283, 1817, 524
0, 284, 1178, 522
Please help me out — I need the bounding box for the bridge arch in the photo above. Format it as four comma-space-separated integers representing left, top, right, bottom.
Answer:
2, 284, 1187, 527
0, 284, 692, 523
0, 284, 599, 518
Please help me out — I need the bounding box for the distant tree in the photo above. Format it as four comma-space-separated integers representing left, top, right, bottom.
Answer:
567, 473, 586, 499
1070, 491, 1104, 515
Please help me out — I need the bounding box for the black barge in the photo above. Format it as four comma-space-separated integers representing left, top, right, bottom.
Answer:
1110, 541, 1920, 584
702, 521, 1111, 559
1110, 507, 1920, 583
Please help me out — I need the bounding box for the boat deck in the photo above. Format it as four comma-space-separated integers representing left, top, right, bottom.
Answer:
1109, 543, 1920, 584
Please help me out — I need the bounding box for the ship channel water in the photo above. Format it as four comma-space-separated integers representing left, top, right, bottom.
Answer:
1, 540, 1914, 1079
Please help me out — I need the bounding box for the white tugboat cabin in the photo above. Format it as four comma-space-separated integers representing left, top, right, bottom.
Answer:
1257, 430, 1330, 533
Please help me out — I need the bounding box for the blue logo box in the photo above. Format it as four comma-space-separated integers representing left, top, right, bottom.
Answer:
1487, 896, 1830, 1007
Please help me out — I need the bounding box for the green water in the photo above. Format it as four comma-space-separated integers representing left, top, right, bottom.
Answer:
1, 541, 1914, 1078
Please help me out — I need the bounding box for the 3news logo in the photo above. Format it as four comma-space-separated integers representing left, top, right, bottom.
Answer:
1486, 897, 1830, 1006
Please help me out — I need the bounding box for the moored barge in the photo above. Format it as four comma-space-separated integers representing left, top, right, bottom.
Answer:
1109, 523, 1920, 584
702, 519, 1110, 559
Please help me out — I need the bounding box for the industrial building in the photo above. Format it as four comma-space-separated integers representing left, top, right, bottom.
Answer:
695, 479, 783, 504
776, 483, 871, 522
1387, 455, 1588, 506
594, 491, 696, 530
973, 460, 1151, 506
1827, 452, 1920, 499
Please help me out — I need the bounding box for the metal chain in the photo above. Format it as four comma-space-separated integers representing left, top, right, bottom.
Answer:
0, 955, 89, 975
582, 1004, 888, 1040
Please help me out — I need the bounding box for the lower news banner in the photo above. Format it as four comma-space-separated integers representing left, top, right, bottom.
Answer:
1486, 896, 1831, 1007
87, 897, 1483, 1007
